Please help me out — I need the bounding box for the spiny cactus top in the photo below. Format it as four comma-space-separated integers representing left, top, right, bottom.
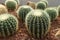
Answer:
5, 0, 17, 11
17, 5, 33, 22
57, 5, 60, 16
0, 4, 8, 14
25, 9, 50, 38
36, 1, 46, 10
0, 13, 18, 37
40, 0, 48, 6
45, 7, 58, 21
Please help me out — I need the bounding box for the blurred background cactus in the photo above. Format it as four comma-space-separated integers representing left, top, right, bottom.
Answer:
45, 7, 58, 21
27, 1, 36, 9
0, 4, 8, 14
17, 5, 33, 22
5, 0, 18, 11
36, 1, 47, 10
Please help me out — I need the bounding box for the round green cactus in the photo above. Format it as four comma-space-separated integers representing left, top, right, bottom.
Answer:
25, 9, 50, 38
0, 13, 18, 37
57, 5, 60, 16
36, 1, 46, 10
0, 4, 8, 14
45, 8, 58, 21
5, 0, 17, 11
17, 5, 33, 22
40, 0, 48, 6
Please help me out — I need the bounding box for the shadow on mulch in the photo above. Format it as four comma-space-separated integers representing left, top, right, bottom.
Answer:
0, 11, 60, 40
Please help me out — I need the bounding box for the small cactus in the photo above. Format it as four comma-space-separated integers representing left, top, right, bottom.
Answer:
17, 5, 33, 22
36, 1, 46, 10
25, 9, 50, 38
0, 4, 8, 14
27, 1, 36, 9
14, 0, 19, 4
45, 7, 58, 21
0, 13, 18, 37
5, 0, 17, 11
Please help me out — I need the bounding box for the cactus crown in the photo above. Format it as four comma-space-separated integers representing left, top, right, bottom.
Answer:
0, 4, 8, 14
36, 1, 46, 10
5, 0, 17, 10
45, 8, 58, 21
0, 14, 17, 21
30, 10, 42, 16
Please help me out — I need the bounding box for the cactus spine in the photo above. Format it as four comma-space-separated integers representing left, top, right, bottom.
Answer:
25, 9, 50, 38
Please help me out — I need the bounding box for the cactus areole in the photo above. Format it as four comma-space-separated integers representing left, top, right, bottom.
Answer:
0, 13, 18, 37
25, 9, 50, 38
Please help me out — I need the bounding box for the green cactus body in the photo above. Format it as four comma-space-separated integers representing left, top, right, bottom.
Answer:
57, 6, 60, 16
0, 14, 18, 37
17, 5, 33, 22
45, 8, 58, 21
5, 0, 17, 11
25, 10, 50, 38
0, 4, 8, 14
41, 0, 48, 6
36, 1, 46, 10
